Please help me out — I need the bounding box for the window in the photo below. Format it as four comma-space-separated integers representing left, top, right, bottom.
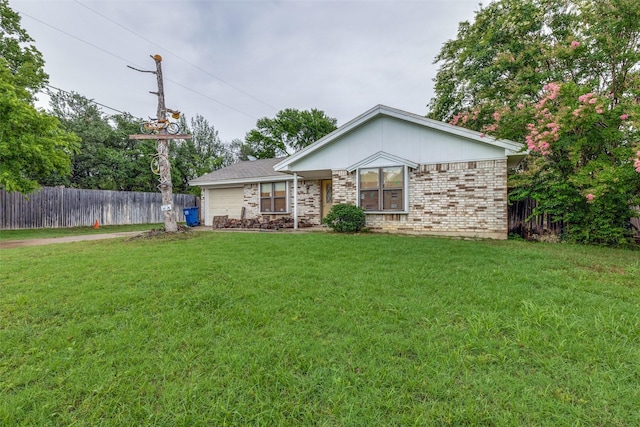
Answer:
359, 166, 404, 211
260, 182, 287, 213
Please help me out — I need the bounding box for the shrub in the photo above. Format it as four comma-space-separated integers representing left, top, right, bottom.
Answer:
322, 203, 366, 232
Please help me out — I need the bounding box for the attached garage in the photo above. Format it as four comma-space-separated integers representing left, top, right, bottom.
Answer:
189, 158, 292, 226
206, 187, 244, 223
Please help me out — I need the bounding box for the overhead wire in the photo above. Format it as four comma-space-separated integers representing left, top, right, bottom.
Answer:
44, 84, 143, 119
72, 0, 278, 113
17, 4, 336, 141
16, 9, 259, 122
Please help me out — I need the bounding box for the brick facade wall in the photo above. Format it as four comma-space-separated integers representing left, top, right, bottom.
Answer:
296, 180, 322, 225
333, 159, 508, 239
332, 170, 356, 204
242, 180, 322, 225
236, 159, 507, 238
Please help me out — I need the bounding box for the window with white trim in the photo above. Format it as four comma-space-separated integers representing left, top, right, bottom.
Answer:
359, 166, 405, 211
260, 182, 288, 213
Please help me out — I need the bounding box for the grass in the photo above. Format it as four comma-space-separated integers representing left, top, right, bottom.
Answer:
0, 223, 165, 241
1, 232, 639, 426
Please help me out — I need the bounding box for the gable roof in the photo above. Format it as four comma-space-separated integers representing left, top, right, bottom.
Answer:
274, 104, 524, 172
189, 157, 290, 186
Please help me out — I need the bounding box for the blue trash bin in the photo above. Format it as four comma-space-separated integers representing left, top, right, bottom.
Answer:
183, 207, 200, 227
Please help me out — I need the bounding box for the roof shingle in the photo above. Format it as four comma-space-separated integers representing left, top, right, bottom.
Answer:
190, 157, 288, 183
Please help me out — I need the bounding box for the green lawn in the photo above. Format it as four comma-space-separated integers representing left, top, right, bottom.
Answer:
0, 224, 165, 241
1, 232, 639, 426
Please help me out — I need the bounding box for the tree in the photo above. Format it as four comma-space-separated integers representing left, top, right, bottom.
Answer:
243, 108, 337, 158
428, 0, 640, 245
0, 0, 47, 97
46, 90, 161, 192
46, 90, 129, 190
171, 114, 233, 194
0, 1, 79, 194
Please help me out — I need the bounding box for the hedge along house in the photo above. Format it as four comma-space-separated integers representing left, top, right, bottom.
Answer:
190, 105, 525, 239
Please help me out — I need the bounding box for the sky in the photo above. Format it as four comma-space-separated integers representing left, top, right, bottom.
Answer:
11, 0, 483, 143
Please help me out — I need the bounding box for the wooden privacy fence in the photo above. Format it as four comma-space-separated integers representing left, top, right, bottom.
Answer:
508, 197, 564, 237
0, 187, 199, 230
508, 197, 640, 241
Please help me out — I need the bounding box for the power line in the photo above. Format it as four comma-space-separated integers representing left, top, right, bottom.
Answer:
72, 0, 278, 112
17, 9, 259, 122
17, 11, 147, 69
45, 84, 143, 120
17, 5, 335, 141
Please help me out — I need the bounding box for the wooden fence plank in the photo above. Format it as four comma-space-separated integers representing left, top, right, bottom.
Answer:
0, 187, 198, 230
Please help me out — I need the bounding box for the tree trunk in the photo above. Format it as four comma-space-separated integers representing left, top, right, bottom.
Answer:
153, 55, 178, 232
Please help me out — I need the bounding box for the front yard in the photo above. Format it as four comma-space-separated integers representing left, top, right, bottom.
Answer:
1, 232, 639, 425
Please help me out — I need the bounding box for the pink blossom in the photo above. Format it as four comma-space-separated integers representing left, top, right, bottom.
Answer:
635, 158, 640, 173
517, 103, 525, 109
586, 193, 595, 202
571, 41, 580, 49
578, 93, 595, 104
493, 111, 501, 121
589, 98, 597, 104
572, 108, 582, 117
596, 108, 603, 114
483, 123, 498, 133
479, 133, 486, 138
620, 114, 629, 120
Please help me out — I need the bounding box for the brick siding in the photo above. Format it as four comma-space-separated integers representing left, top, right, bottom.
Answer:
333, 159, 508, 239
243, 180, 322, 225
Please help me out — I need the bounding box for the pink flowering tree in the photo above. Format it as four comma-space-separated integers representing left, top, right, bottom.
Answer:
429, 0, 640, 245
504, 82, 640, 245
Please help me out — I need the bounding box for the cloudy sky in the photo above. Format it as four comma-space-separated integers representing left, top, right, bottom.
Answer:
11, 0, 482, 142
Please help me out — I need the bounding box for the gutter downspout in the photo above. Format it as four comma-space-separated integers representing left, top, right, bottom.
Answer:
293, 173, 298, 230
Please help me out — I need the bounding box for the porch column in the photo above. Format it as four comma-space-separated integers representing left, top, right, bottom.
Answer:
293, 173, 298, 230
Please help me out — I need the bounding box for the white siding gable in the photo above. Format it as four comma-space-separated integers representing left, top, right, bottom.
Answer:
276, 107, 518, 174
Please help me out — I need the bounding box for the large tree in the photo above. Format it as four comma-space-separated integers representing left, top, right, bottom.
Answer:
46, 90, 130, 190
428, 0, 640, 245
0, 0, 78, 194
171, 114, 233, 194
243, 108, 337, 159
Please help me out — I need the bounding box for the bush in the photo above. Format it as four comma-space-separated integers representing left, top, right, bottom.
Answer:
322, 203, 366, 232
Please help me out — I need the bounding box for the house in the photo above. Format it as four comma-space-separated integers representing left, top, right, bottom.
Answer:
190, 105, 524, 239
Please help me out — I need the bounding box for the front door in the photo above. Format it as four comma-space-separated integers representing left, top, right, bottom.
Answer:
321, 180, 333, 218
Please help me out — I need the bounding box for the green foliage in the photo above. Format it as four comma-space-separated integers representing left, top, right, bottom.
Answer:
243, 108, 337, 159
0, 62, 79, 194
170, 114, 233, 194
46, 90, 155, 191
1, 233, 639, 425
0, 0, 48, 97
0, 1, 79, 194
429, 0, 640, 246
46, 91, 238, 194
322, 203, 366, 232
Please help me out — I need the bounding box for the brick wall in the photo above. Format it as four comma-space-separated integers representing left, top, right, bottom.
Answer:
332, 170, 356, 204
242, 180, 322, 225
296, 180, 322, 225
332, 159, 508, 239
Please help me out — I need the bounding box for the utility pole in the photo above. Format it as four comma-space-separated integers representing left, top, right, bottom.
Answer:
129, 55, 188, 232
150, 54, 177, 232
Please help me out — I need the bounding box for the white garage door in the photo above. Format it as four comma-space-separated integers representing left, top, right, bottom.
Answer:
208, 187, 244, 220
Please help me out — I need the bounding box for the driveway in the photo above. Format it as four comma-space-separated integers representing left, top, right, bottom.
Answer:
0, 232, 142, 249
